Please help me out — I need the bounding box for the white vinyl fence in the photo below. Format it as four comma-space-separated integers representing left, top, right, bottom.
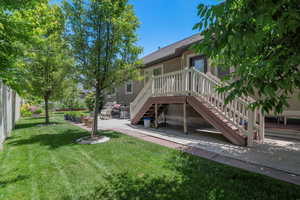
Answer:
0, 80, 22, 149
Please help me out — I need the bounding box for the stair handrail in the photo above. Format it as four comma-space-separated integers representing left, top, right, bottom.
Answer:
189, 68, 264, 145
130, 79, 153, 120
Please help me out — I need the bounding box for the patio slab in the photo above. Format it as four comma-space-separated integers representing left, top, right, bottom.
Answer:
97, 118, 300, 184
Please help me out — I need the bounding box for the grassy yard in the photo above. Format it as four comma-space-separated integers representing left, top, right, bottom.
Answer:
0, 114, 300, 200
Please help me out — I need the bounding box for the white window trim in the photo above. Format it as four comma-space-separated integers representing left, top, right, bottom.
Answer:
186, 53, 198, 68
186, 53, 211, 74
125, 81, 133, 95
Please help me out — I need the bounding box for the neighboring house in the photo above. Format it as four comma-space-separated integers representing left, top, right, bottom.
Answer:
115, 34, 300, 146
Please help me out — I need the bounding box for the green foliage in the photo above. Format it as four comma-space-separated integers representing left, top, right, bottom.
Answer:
194, 0, 300, 114
33, 108, 43, 115
20, 104, 32, 117
63, 0, 142, 134
58, 79, 86, 110
20, 2, 74, 123
0, 0, 46, 92
84, 92, 99, 112
84, 92, 104, 112
65, 111, 88, 118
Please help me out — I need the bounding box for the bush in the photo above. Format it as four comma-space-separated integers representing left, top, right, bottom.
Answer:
21, 104, 32, 117
64, 111, 89, 122
85, 92, 95, 112
33, 108, 43, 115
30, 106, 43, 115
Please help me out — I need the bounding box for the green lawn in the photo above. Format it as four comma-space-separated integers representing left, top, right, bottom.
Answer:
0, 114, 299, 200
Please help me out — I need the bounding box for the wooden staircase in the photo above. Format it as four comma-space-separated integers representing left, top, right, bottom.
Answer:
187, 96, 246, 145
130, 68, 265, 146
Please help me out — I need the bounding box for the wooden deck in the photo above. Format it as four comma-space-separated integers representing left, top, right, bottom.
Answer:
130, 68, 265, 146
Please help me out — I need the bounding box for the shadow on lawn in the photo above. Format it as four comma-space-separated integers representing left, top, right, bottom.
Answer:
7, 130, 120, 149
0, 175, 28, 189
14, 121, 62, 130
63, 151, 300, 200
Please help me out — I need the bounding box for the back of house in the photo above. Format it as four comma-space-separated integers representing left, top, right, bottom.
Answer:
112, 34, 300, 146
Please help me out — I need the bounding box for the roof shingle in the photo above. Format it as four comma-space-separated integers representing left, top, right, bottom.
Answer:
142, 34, 203, 66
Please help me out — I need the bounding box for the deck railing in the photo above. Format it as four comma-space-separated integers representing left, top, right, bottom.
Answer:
131, 68, 264, 145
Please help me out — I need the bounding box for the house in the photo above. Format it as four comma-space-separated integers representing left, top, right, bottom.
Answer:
115, 34, 300, 146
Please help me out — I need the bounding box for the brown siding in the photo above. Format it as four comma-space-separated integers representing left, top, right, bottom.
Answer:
162, 57, 182, 73
287, 92, 300, 111
116, 79, 143, 106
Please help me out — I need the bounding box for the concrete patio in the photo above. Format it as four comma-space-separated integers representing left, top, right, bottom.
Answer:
97, 118, 300, 178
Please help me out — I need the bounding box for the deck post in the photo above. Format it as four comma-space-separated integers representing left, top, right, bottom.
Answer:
151, 75, 155, 96
247, 110, 254, 146
155, 104, 158, 128
259, 107, 265, 142
284, 116, 287, 127
183, 102, 187, 134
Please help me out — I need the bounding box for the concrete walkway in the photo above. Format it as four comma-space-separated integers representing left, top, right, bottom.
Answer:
96, 118, 300, 185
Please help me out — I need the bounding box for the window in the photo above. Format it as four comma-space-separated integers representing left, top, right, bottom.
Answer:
125, 81, 133, 94
190, 56, 207, 73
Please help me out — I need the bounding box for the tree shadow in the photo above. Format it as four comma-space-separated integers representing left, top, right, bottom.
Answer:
7, 129, 88, 149
164, 151, 300, 200
99, 130, 122, 139
7, 129, 120, 149
0, 175, 28, 189
63, 151, 300, 200
14, 122, 62, 130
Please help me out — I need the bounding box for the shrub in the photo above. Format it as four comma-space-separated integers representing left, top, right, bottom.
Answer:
33, 108, 43, 115
21, 104, 32, 117
30, 106, 43, 115
64, 111, 88, 121
84, 92, 104, 112
85, 92, 95, 112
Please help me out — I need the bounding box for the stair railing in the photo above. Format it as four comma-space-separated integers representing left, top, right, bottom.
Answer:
131, 68, 264, 145
189, 68, 264, 145
130, 79, 153, 120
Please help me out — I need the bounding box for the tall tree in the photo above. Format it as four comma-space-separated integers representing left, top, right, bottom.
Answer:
64, 0, 142, 137
0, 0, 45, 91
194, 0, 300, 113
23, 2, 73, 124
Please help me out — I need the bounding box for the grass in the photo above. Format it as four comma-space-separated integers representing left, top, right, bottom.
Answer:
0, 114, 299, 200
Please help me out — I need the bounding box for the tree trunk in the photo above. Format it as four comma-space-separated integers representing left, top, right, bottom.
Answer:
92, 81, 101, 137
44, 96, 50, 124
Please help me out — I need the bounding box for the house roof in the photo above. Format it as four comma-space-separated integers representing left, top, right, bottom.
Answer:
142, 34, 203, 67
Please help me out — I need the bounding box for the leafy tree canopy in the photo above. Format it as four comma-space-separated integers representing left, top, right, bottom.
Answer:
194, 0, 300, 113
0, 0, 46, 91
22, 2, 74, 123
64, 0, 142, 135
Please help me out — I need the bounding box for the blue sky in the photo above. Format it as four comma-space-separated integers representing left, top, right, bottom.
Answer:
51, 0, 218, 57
129, 0, 218, 56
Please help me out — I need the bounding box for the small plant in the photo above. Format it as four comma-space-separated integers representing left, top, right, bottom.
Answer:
33, 108, 43, 115
64, 111, 88, 122
21, 104, 32, 117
